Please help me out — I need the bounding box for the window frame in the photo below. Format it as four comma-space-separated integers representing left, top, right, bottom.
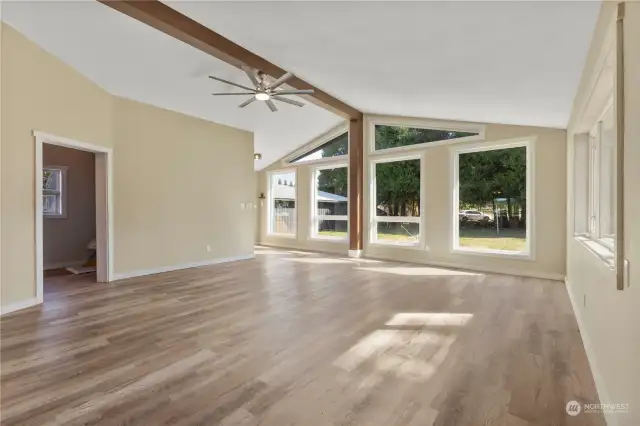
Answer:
570, 28, 617, 270
369, 153, 424, 248
451, 137, 535, 259
309, 163, 349, 243
284, 123, 349, 166
588, 100, 615, 248
42, 165, 68, 219
267, 168, 298, 239
369, 116, 485, 155
576, 98, 616, 263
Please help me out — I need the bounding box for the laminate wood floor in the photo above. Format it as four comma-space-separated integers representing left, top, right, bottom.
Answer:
1, 247, 604, 426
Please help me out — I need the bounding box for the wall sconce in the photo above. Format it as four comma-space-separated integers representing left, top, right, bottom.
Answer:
258, 193, 266, 207
254, 153, 262, 160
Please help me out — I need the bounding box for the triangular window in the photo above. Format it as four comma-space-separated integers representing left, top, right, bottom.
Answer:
290, 132, 348, 163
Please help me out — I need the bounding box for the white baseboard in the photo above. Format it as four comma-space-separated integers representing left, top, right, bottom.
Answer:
348, 249, 362, 258
0, 298, 40, 316
565, 278, 616, 426
44, 260, 85, 271
113, 254, 255, 281
363, 252, 565, 281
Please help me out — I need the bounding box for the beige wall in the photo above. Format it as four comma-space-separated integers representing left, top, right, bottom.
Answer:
566, 3, 640, 426
1, 23, 113, 306
113, 98, 255, 275
258, 119, 566, 279
43, 144, 96, 268
1, 23, 255, 308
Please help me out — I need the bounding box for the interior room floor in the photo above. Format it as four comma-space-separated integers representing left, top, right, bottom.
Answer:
1, 246, 604, 426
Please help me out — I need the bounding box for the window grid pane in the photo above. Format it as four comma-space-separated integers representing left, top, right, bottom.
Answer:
375, 221, 419, 244
270, 172, 296, 235
315, 166, 348, 239
599, 106, 615, 238
43, 194, 60, 215
374, 158, 421, 244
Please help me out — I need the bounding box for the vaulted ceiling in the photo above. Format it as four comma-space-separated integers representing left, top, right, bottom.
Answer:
2, 1, 600, 169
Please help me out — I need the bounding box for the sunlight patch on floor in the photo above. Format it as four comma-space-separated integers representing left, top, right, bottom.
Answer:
355, 265, 483, 277
386, 312, 474, 327
334, 312, 472, 383
281, 257, 353, 265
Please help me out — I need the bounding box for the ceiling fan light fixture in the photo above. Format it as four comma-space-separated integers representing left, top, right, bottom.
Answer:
255, 92, 270, 101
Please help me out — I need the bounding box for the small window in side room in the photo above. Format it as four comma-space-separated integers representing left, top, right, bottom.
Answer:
43, 167, 67, 218
269, 171, 297, 236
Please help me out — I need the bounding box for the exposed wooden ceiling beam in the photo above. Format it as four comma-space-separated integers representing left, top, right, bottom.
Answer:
98, 0, 362, 120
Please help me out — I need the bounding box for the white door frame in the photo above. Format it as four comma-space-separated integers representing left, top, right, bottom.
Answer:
34, 131, 114, 303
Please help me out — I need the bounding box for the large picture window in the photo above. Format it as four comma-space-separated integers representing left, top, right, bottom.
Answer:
454, 142, 530, 256
372, 157, 421, 245
269, 171, 297, 236
312, 165, 348, 240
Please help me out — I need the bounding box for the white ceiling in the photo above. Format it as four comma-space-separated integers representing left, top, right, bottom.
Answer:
170, 1, 599, 129
2, 1, 600, 169
1, 1, 343, 170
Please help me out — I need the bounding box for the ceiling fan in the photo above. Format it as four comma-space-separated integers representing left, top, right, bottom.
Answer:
210, 66, 314, 112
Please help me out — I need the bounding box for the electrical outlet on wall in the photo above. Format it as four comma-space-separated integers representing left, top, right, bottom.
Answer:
206, 245, 211, 252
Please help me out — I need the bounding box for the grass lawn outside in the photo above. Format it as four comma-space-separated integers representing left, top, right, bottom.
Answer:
459, 228, 526, 252
318, 229, 419, 242
318, 227, 526, 252
318, 230, 348, 238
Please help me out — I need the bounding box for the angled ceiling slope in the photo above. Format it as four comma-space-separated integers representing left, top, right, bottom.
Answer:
169, 1, 600, 129
1, 1, 345, 170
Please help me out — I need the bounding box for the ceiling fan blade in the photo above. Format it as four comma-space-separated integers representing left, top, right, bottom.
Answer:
272, 96, 304, 107
238, 97, 257, 108
265, 99, 278, 112
268, 72, 294, 90
212, 92, 256, 95
272, 89, 314, 96
209, 75, 255, 92
241, 66, 261, 89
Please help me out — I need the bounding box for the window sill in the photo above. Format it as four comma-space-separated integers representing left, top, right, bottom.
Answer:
44, 214, 67, 219
368, 241, 422, 250
574, 235, 614, 269
309, 237, 348, 244
266, 233, 297, 240
452, 247, 532, 260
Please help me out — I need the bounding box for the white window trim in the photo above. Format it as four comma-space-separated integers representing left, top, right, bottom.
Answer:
309, 163, 349, 243
43, 165, 68, 219
450, 136, 535, 260
576, 98, 616, 268
284, 122, 349, 166
367, 115, 485, 155
266, 168, 298, 239
369, 153, 424, 248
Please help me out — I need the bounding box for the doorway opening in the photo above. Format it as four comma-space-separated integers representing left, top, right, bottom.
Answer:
34, 131, 113, 304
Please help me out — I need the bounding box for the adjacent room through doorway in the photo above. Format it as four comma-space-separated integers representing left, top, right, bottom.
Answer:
42, 144, 98, 296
